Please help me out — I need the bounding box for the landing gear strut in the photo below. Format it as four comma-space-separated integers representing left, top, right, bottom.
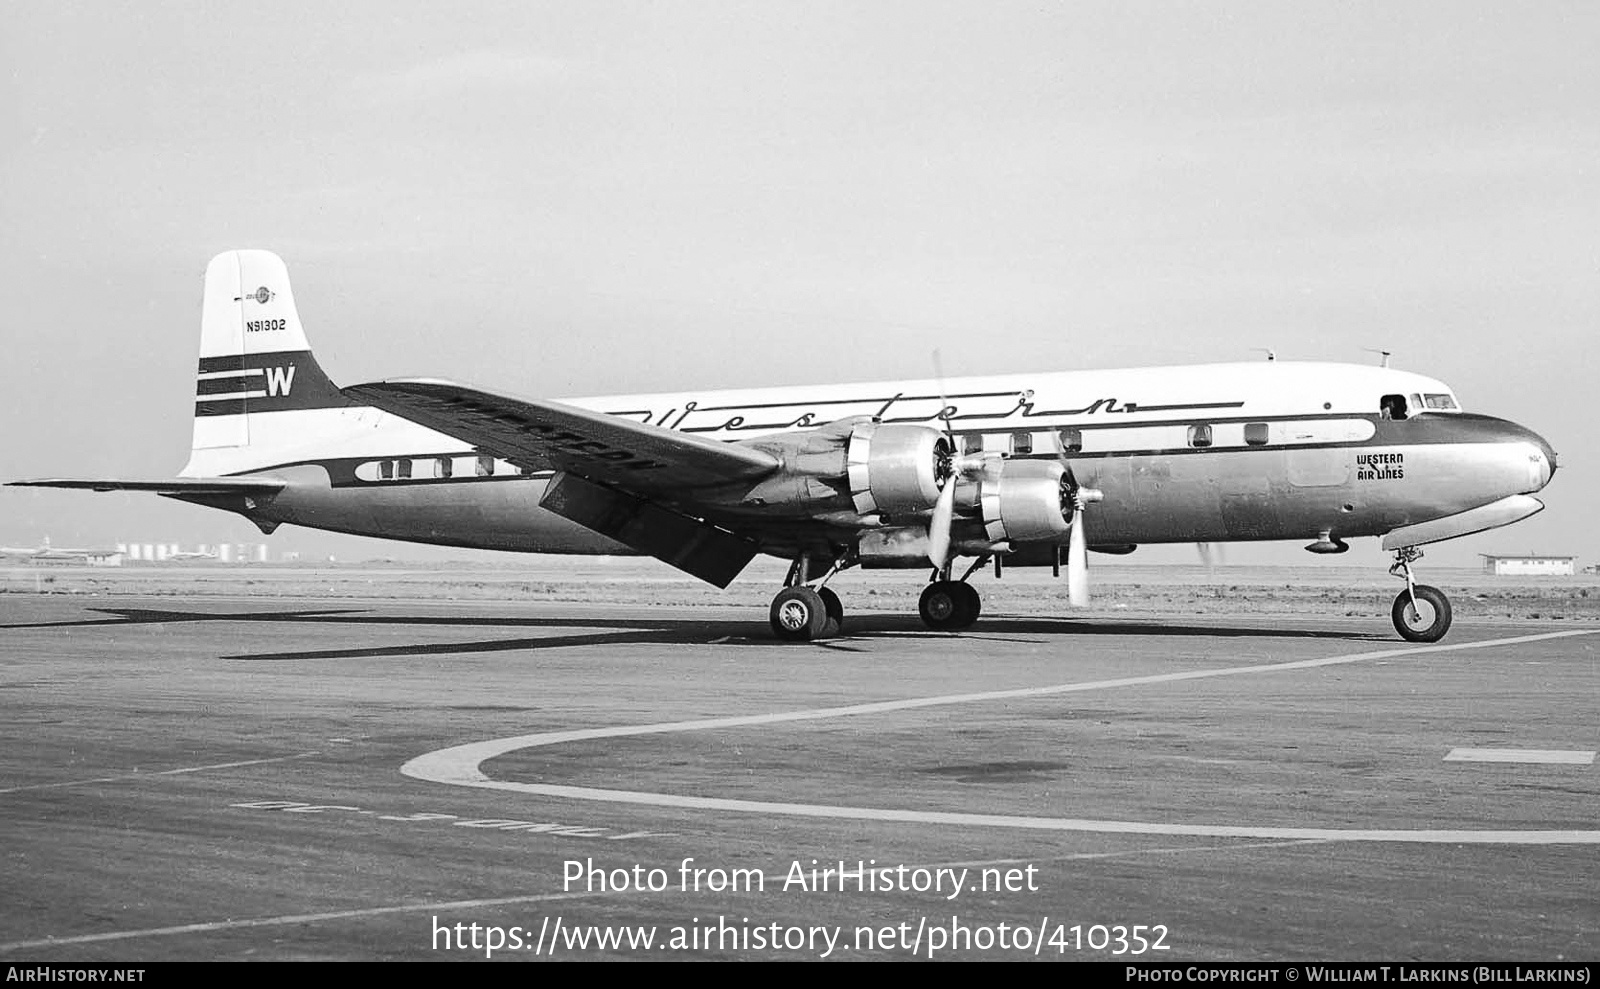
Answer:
1389, 547, 1453, 643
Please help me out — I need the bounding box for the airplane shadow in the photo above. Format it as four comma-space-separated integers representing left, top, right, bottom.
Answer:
2, 605, 1390, 661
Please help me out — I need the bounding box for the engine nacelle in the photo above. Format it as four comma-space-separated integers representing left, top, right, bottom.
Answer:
858, 524, 998, 568
846, 423, 950, 517
978, 459, 1073, 543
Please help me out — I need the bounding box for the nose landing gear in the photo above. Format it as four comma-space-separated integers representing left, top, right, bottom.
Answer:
1389, 546, 1453, 642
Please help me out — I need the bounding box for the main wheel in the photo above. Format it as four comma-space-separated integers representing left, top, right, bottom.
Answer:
920, 581, 978, 631
955, 581, 981, 626
1392, 584, 1452, 643
771, 586, 829, 641
817, 586, 844, 636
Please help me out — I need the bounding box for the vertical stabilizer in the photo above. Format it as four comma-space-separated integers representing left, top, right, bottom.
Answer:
183, 250, 352, 475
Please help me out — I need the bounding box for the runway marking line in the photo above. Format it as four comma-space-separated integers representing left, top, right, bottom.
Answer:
402, 628, 1600, 845
1444, 748, 1595, 765
0, 752, 322, 795
0, 890, 604, 954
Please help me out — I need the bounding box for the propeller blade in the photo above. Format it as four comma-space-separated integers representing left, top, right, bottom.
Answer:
1066, 506, 1089, 606
927, 472, 957, 567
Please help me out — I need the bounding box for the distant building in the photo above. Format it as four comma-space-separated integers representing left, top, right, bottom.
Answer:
1480, 554, 1576, 576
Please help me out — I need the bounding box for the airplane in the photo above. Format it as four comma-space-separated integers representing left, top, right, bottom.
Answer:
10, 250, 1558, 643
0, 536, 117, 562
167, 548, 220, 561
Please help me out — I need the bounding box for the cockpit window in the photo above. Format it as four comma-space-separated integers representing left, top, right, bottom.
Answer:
1423, 393, 1459, 410
1379, 394, 1408, 421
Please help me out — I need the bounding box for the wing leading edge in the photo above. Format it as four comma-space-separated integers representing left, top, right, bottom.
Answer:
345, 379, 776, 586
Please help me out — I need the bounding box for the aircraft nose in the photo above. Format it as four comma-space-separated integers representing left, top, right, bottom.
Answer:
1520, 428, 1557, 491
1534, 432, 1557, 487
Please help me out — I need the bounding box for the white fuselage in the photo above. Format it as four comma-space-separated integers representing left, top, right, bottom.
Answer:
213, 361, 1555, 561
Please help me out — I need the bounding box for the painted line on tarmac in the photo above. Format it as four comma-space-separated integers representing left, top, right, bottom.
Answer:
0, 890, 606, 954
404, 629, 1600, 845
1444, 747, 1595, 765
0, 753, 322, 795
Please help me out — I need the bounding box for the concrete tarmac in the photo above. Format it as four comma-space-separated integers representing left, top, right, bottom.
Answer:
1, 592, 1596, 961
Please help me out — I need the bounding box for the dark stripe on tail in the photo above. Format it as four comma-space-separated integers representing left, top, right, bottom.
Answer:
194, 349, 349, 416
196, 373, 263, 396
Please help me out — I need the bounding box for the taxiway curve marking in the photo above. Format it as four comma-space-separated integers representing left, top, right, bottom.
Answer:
402, 629, 1600, 844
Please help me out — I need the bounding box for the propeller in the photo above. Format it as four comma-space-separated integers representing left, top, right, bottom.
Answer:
927, 462, 958, 568
1063, 466, 1101, 606
926, 348, 962, 570
926, 448, 994, 569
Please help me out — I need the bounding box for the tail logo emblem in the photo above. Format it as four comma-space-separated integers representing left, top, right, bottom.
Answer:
235, 286, 276, 304
264, 365, 296, 396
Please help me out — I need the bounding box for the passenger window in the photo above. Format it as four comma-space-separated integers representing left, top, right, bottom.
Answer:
1011, 430, 1033, 455
1058, 428, 1082, 454
434, 457, 452, 479
961, 433, 983, 455
397, 459, 412, 479
1188, 424, 1213, 448
1244, 422, 1269, 447
1379, 394, 1409, 421
476, 455, 494, 477
379, 460, 394, 480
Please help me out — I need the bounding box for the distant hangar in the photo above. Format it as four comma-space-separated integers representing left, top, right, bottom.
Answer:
1480, 554, 1576, 576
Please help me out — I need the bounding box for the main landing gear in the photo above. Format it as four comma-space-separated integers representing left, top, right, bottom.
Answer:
769, 585, 843, 641
768, 554, 991, 640
769, 556, 846, 642
918, 556, 988, 632
1389, 546, 1453, 643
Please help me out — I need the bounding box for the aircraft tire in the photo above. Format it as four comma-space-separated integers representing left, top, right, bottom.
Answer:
955, 582, 981, 628
920, 580, 975, 632
817, 586, 844, 636
771, 586, 830, 641
1392, 585, 1452, 643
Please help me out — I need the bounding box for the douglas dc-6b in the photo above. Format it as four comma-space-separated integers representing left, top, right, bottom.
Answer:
12, 251, 1558, 642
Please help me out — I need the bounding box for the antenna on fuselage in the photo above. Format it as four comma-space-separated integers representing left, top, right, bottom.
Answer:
1251, 348, 1276, 362
1362, 348, 1392, 368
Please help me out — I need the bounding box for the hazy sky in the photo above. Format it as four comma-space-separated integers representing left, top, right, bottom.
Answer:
3, 1, 1596, 568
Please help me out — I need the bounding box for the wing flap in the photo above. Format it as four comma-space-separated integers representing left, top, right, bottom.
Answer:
540, 472, 758, 587
343, 379, 779, 495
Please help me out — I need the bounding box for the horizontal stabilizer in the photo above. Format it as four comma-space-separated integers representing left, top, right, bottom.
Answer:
8, 477, 286, 495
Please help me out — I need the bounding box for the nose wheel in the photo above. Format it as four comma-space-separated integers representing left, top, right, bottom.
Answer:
1389, 547, 1453, 642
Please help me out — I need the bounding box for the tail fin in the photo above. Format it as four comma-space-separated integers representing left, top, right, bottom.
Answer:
184, 250, 351, 474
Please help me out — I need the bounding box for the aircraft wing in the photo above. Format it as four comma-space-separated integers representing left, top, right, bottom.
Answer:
8, 477, 286, 494
343, 379, 781, 495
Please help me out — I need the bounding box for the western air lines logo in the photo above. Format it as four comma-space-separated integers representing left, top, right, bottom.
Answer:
264, 365, 296, 396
